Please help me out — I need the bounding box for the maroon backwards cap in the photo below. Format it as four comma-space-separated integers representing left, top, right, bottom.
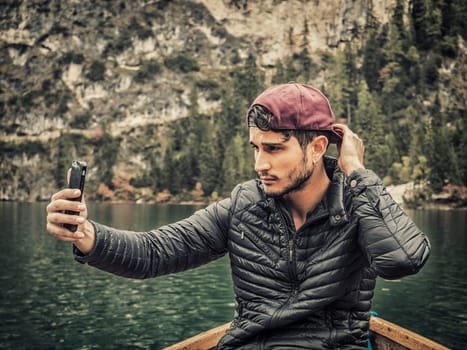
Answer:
247, 83, 342, 143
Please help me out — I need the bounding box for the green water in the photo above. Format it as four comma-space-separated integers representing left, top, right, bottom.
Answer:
1, 202, 466, 349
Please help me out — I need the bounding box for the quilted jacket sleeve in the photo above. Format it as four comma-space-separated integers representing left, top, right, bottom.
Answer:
73, 198, 231, 279
348, 169, 431, 280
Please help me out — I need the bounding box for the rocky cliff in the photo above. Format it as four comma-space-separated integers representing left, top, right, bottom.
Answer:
0, 0, 396, 201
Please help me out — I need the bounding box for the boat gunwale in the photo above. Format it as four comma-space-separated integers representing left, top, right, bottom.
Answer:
163, 316, 450, 350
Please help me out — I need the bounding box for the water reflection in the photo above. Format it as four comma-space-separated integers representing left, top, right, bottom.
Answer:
0, 203, 465, 349
372, 209, 467, 349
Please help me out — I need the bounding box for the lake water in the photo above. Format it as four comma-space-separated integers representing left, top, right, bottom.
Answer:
0, 202, 466, 349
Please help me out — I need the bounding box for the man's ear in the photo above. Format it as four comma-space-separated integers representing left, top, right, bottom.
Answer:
310, 135, 329, 162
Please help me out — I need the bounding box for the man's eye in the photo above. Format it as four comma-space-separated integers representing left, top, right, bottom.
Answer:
265, 146, 280, 152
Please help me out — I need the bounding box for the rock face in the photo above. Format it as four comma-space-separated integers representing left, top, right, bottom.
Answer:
202, 0, 394, 65
0, 0, 396, 201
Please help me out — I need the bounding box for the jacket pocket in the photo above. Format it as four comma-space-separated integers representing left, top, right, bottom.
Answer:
238, 223, 281, 267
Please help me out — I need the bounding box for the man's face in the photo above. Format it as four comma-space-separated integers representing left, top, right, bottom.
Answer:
249, 127, 314, 197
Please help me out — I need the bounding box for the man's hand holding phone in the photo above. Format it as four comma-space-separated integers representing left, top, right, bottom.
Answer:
46, 160, 95, 254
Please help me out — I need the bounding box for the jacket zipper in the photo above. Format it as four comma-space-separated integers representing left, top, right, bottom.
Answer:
278, 213, 298, 292
274, 199, 299, 294
288, 235, 298, 294
288, 238, 294, 261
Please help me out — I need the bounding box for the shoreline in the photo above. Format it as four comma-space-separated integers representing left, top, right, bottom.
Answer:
2, 182, 465, 210
2, 198, 465, 211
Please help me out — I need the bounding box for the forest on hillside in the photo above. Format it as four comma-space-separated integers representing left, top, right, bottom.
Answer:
118, 0, 465, 207
2, 0, 466, 207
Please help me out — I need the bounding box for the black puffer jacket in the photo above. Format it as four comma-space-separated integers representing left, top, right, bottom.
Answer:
75, 157, 431, 349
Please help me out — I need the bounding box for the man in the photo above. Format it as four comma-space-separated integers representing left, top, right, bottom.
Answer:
46, 83, 431, 349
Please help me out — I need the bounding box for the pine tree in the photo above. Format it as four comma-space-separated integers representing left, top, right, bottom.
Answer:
393, 0, 405, 39
161, 145, 185, 194
341, 42, 358, 126
215, 86, 245, 156
284, 56, 299, 82
322, 52, 345, 121
272, 60, 286, 84
198, 127, 219, 197
220, 133, 251, 196
232, 53, 264, 105
184, 87, 203, 187
379, 1, 416, 159
439, 0, 465, 57
97, 131, 120, 188
298, 48, 313, 82
454, 117, 467, 186
426, 96, 461, 192
444, 0, 467, 41
354, 81, 392, 176
362, 29, 384, 92
411, 0, 443, 51
406, 104, 425, 169
149, 154, 162, 193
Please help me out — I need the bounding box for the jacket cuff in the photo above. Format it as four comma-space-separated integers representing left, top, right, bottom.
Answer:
73, 220, 105, 264
346, 169, 383, 194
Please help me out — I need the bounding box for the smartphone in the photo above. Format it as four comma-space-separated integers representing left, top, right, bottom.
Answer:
64, 160, 87, 232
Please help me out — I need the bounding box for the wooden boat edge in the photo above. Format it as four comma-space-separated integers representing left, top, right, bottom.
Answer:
369, 316, 450, 350
163, 316, 450, 350
164, 322, 230, 350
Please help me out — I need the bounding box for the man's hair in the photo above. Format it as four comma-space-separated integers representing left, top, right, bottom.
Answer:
247, 104, 325, 150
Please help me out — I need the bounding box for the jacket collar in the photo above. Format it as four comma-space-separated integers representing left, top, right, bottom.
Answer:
323, 156, 349, 226
258, 156, 349, 227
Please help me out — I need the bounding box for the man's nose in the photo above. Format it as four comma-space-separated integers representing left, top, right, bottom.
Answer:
254, 152, 271, 173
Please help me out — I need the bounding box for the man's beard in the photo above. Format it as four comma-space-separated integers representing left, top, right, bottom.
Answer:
262, 159, 314, 198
